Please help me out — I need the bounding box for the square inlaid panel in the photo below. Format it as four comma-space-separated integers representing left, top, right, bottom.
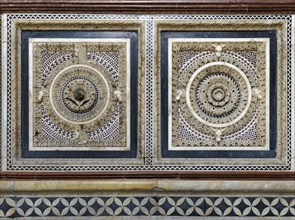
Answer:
5, 18, 145, 170
169, 38, 269, 151
154, 20, 289, 166
30, 39, 132, 152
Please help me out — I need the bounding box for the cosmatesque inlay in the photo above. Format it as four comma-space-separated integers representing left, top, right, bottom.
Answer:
1, 14, 291, 171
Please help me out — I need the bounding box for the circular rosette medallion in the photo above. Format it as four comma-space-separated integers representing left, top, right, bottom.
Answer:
48, 64, 114, 128
185, 62, 255, 135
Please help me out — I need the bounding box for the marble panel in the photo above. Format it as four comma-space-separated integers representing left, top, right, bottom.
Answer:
154, 19, 290, 168
2, 17, 146, 169
0, 14, 293, 172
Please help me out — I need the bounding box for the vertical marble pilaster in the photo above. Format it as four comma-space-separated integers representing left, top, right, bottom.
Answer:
1, 14, 7, 171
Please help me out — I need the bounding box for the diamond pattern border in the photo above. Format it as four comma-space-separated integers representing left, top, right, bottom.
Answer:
0, 196, 294, 218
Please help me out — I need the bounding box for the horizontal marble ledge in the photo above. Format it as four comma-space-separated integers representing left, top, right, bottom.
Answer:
0, 180, 294, 195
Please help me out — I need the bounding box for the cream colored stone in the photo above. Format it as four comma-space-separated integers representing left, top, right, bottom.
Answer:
157, 180, 295, 196
1, 14, 8, 171
28, 38, 131, 152
49, 64, 111, 125
0, 180, 294, 196
167, 38, 270, 151
0, 180, 15, 192
155, 20, 288, 168
10, 180, 158, 193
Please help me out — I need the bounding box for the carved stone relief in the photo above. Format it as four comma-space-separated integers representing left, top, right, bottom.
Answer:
32, 41, 127, 150
171, 40, 267, 149
1, 14, 292, 171
154, 20, 289, 167
6, 18, 145, 168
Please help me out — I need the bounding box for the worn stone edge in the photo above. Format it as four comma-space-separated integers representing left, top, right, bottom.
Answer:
0, 180, 294, 195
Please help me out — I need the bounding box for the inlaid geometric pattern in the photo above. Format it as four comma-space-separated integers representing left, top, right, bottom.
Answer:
31, 39, 129, 151
3, 17, 146, 168
1, 14, 293, 171
155, 19, 289, 167
170, 39, 268, 150
0, 196, 294, 218
0, 13, 294, 220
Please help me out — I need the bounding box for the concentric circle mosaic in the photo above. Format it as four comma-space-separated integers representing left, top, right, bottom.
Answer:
50, 64, 110, 125
197, 74, 239, 116
187, 62, 252, 128
31, 41, 130, 148
172, 40, 268, 147
62, 78, 99, 114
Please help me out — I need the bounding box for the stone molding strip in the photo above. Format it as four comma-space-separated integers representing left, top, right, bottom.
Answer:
1, 180, 294, 195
